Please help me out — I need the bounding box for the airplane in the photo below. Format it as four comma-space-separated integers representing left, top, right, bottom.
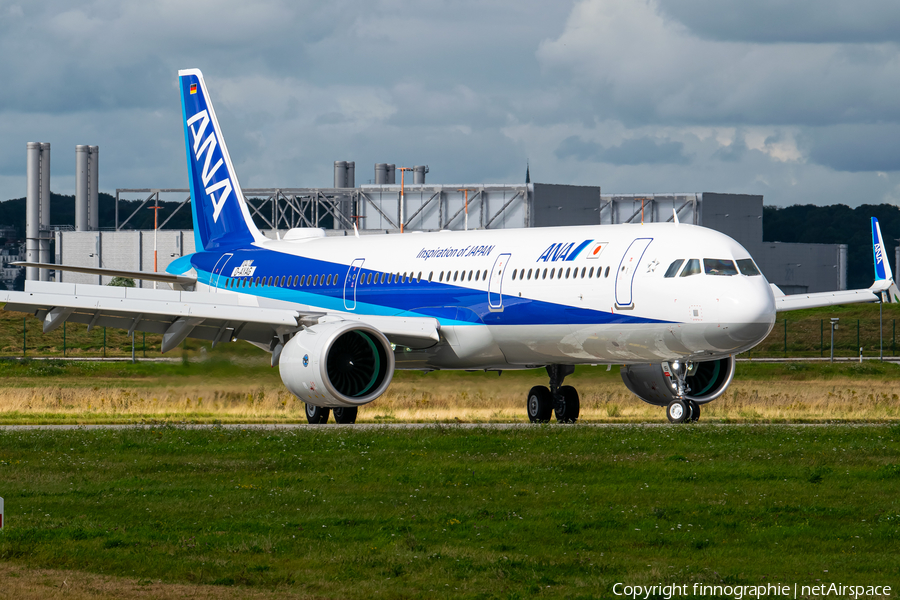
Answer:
7, 69, 899, 425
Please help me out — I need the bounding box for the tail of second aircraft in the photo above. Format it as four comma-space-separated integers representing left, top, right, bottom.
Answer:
178, 69, 265, 251
871, 217, 900, 302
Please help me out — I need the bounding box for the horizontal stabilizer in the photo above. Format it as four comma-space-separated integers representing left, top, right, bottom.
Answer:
12, 262, 197, 286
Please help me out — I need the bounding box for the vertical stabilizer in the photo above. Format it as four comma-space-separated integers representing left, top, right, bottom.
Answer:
872, 217, 893, 281
178, 69, 264, 251
872, 217, 900, 302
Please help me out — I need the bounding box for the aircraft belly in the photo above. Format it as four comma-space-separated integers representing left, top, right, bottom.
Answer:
394, 324, 506, 370
489, 321, 773, 364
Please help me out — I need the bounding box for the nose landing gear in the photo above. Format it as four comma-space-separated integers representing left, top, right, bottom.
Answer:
526, 365, 580, 423
665, 361, 701, 423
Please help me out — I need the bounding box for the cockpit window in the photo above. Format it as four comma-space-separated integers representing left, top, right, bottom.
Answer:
736, 258, 761, 276
664, 259, 684, 278
704, 258, 738, 276
680, 259, 701, 277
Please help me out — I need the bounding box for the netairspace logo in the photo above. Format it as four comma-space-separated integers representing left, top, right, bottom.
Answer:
611, 582, 892, 600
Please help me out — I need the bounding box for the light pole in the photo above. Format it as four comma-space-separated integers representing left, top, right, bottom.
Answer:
830, 317, 839, 363
148, 201, 163, 289
398, 167, 413, 233
457, 188, 475, 231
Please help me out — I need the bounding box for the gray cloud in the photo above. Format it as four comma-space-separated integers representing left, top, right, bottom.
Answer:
801, 124, 900, 172
555, 135, 690, 166
656, 0, 900, 44
2, 0, 900, 212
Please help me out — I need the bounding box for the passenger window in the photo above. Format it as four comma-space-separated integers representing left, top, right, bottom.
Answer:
604, 266, 610, 278
512, 269, 517, 280
580, 267, 586, 278
418, 271, 422, 282
589, 267, 594, 278
664, 259, 684, 278
737, 259, 761, 276
565, 267, 571, 279
453, 271, 458, 282
468, 270, 473, 281
704, 258, 738, 276
313, 274, 319, 286
483, 270, 488, 280
680, 259, 701, 277
428, 272, 433, 282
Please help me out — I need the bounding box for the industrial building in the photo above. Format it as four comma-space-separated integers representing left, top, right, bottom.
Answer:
21, 151, 894, 293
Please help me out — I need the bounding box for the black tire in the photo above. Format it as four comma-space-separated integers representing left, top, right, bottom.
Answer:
555, 385, 580, 423
686, 400, 701, 423
527, 386, 553, 423
306, 403, 330, 424
666, 399, 689, 424
332, 407, 358, 424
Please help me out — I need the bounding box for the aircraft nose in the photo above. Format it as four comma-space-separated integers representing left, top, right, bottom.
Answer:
721, 276, 777, 347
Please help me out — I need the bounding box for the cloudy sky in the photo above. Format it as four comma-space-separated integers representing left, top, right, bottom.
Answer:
3, 0, 900, 208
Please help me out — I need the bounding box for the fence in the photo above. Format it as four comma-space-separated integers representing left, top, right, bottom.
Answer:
1, 316, 165, 359
748, 318, 897, 359
2, 310, 898, 360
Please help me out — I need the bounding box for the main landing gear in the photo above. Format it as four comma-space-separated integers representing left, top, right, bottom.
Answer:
527, 365, 580, 423
664, 360, 701, 424
305, 403, 358, 424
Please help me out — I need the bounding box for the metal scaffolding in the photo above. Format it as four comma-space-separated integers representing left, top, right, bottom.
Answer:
115, 185, 532, 232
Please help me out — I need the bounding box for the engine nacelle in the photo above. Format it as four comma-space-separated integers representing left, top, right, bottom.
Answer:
620, 356, 735, 407
280, 321, 395, 408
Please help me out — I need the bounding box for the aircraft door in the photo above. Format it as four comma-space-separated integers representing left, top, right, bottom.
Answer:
488, 253, 511, 311
211, 253, 234, 291
615, 238, 652, 308
343, 258, 365, 310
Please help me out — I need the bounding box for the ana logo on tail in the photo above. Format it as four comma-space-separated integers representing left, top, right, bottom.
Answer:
186, 109, 232, 223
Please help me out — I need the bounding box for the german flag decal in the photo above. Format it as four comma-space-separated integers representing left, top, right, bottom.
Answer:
190, 83, 197, 94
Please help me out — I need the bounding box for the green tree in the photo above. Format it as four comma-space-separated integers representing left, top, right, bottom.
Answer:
108, 276, 135, 287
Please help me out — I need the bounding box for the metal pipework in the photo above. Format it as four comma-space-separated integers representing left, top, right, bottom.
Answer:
75, 145, 89, 231
25, 142, 41, 281
89, 145, 99, 231
38, 143, 51, 281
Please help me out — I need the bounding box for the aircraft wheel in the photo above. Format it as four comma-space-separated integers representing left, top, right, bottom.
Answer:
306, 403, 330, 424
333, 407, 358, 424
527, 386, 553, 423
686, 400, 701, 423
555, 385, 580, 423
666, 399, 689, 424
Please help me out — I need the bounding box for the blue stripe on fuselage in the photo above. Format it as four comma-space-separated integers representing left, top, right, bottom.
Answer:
186, 249, 669, 327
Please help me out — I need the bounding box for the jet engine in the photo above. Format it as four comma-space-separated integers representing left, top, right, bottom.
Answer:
620, 356, 735, 407
280, 321, 395, 408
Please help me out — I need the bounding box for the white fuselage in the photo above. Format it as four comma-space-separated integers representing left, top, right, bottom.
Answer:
190, 222, 777, 370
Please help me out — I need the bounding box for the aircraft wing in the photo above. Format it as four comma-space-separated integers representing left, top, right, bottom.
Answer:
0, 281, 440, 355
773, 281, 894, 312
12, 261, 197, 286
774, 217, 900, 312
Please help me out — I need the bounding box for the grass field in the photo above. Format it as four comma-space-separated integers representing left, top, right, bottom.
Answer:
0, 425, 897, 599
3, 301, 900, 361
0, 358, 898, 424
